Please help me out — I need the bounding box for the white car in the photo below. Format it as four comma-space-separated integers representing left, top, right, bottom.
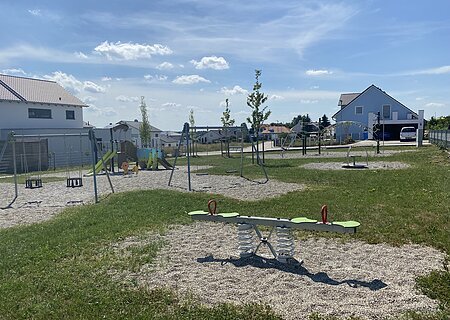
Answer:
399, 127, 417, 141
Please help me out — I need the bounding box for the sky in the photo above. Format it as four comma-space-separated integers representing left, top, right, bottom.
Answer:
0, 0, 449, 131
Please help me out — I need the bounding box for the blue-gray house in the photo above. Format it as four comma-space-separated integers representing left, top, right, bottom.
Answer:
332, 85, 423, 141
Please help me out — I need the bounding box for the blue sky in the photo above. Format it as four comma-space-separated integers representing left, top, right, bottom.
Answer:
1, 0, 449, 130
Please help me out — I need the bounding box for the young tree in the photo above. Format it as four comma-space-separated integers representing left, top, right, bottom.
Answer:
188, 109, 196, 156
246, 70, 271, 136
246, 70, 271, 164
221, 98, 235, 127
139, 96, 151, 147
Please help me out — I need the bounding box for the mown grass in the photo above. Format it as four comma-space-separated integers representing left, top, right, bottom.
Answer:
0, 145, 448, 319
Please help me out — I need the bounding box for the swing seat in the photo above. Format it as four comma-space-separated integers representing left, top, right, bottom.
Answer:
25, 178, 42, 189
67, 177, 83, 188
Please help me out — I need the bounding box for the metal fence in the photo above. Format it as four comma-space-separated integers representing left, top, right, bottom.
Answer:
429, 130, 450, 149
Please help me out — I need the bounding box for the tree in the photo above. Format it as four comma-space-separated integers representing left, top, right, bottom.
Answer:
221, 99, 235, 127
427, 116, 450, 130
320, 114, 331, 128
188, 109, 196, 156
246, 70, 271, 164
139, 96, 151, 147
246, 70, 271, 136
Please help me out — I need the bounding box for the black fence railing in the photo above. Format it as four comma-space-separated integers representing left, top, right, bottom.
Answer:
429, 130, 450, 149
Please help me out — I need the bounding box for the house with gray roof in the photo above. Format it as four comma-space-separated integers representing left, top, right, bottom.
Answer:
332, 85, 424, 142
0, 74, 87, 130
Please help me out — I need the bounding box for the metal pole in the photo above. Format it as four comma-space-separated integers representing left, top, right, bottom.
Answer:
89, 129, 99, 203
186, 123, 191, 191
376, 112, 380, 154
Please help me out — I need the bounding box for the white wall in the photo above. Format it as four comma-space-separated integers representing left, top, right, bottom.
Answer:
0, 101, 84, 129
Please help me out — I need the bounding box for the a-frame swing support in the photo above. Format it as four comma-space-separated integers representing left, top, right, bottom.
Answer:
168, 123, 268, 191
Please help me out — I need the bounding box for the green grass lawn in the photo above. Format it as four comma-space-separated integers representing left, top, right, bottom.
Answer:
0, 145, 448, 319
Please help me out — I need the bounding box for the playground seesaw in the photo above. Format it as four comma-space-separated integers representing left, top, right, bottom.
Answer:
188, 200, 360, 264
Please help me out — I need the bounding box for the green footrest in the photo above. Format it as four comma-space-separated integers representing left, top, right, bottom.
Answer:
187, 211, 240, 218
291, 217, 317, 223
332, 221, 360, 228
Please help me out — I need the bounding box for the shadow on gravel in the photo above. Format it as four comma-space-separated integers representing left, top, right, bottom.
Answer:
197, 254, 387, 291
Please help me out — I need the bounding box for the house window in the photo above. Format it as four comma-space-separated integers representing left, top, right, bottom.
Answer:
355, 106, 363, 115
66, 110, 75, 120
28, 108, 52, 119
382, 105, 391, 119
155, 133, 158, 137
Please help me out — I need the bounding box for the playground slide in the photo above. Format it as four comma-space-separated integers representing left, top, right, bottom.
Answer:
158, 158, 173, 169
85, 150, 115, 175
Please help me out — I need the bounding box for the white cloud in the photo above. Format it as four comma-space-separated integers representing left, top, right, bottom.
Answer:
220, 85, 248, 95
305, 69, 333, 76
172, 75, 210, 85
414, 65, 450, 75
28, 9, 41, 16
300, 99, 319, 104
74, 52, 88, 59
1, 68, 27, 76
269, 94, 285, 100
190, 56, 229, 70
116, 95, 140, 102
425, 102, 445, 108
81, 96, 97, 104
161, 102, 181, 108
310, 85, 320, 89
156, 62, 174, 70
44, 71, 84, 94
94, 41, 173, 60
83, 81, 106, 93
44, 71, 105, 95
144, 74, 168, 81
101, 77, 112, 81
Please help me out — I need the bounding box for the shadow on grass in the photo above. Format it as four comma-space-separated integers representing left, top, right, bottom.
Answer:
197, 254, 387, 291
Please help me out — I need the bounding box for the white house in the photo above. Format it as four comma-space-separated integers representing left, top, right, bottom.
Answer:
0, 74, 87, 130
115, 120, 162, 148
332, 85, 424, 141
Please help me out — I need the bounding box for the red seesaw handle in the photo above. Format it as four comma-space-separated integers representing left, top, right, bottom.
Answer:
208, 199, 217, 215
321, 205, 328, 224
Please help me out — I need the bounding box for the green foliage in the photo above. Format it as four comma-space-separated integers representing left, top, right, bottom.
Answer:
427, 116, 450, 130
221, 98, 235, 127
246, 70, 271, 135
139, 96, 151, 147
320, 114, 331, 128
290, 114, 311, 128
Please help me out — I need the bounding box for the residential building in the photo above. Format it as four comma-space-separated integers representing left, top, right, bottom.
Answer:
332, 85, 424, 141
0, 74, 87, 130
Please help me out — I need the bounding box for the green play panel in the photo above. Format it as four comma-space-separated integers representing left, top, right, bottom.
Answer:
218, 212, 240, 218
291, 217, 317, 223
188, 210, 209, 215
333, 221, 361, 228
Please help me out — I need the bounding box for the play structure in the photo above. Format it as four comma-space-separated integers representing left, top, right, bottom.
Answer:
168, 123, 268, 191
189, 200, 360, 263
0, 129, 115, 209
342, 146, 369, 169
137, 148, 173, 170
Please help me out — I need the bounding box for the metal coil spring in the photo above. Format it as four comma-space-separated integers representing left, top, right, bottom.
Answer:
276, 226, 294, 261
237, 223, 254, 257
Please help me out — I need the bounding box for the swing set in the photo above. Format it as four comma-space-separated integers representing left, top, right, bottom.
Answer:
168, 123, 269, 191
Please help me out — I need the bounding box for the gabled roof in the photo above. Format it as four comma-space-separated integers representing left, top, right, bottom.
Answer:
332, 84, 418, 119
117, 120, 162, 132
338, 93, 359, 107
260, 125, 290, 134
0, 74, 87, 107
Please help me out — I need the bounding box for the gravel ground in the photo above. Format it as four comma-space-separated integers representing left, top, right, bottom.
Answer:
0, 167, 304, 229
109, 222, 447, 320
301, 161, 411, 170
